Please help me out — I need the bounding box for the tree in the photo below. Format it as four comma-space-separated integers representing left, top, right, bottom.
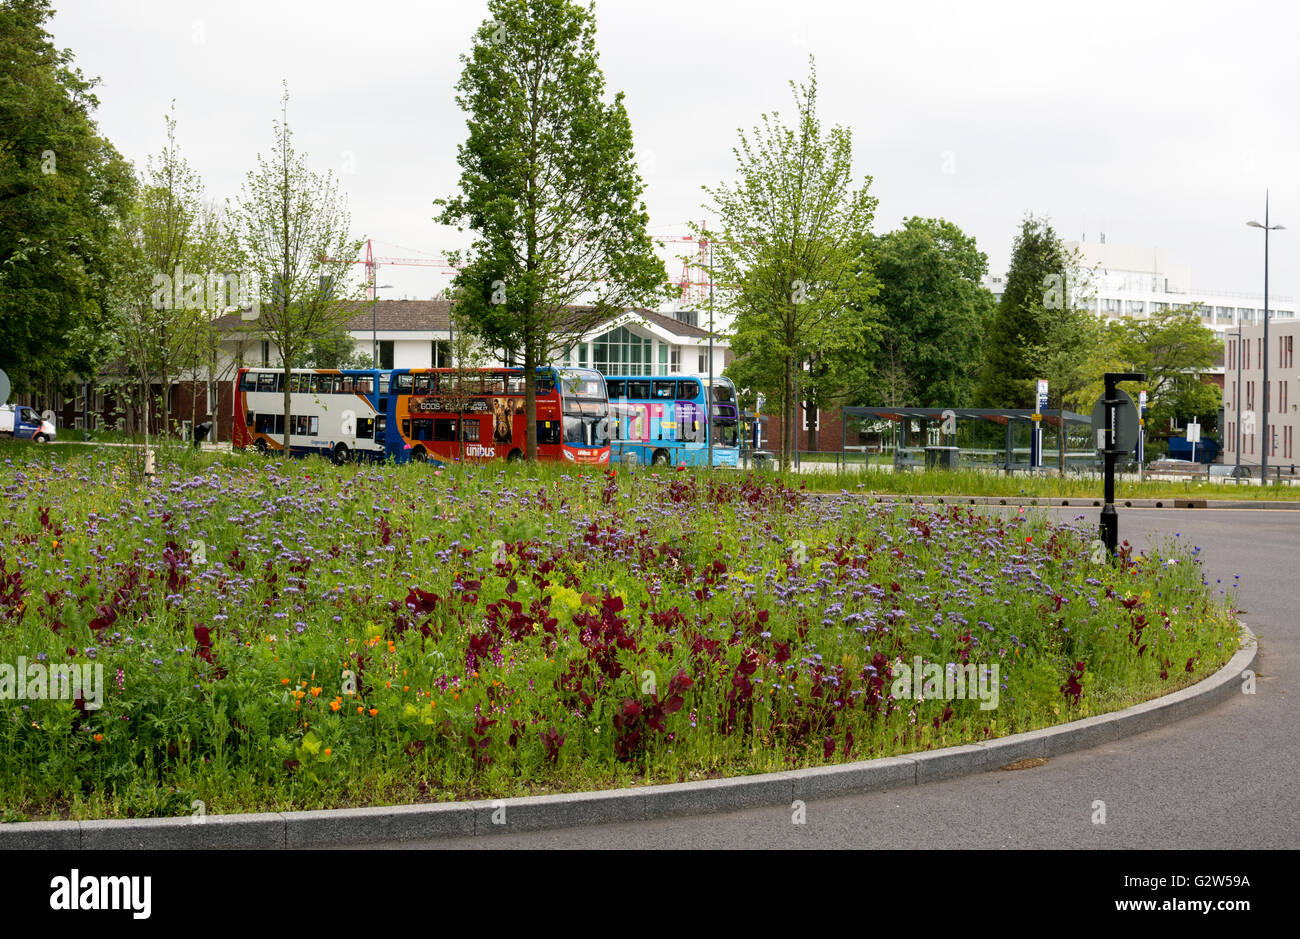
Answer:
1026, 292, 1107, 474
708, 59, 880, 469
234, 85, 363, 457
862, 217, 995, 407
436, 0, 668, 461
977, 215, 1067, 408
110, 107, 210, 447
0, 0, 134, 391
1108, 305, 1221, 438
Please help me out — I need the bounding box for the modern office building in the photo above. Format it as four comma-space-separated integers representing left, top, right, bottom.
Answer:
1223, 320, 1300, 470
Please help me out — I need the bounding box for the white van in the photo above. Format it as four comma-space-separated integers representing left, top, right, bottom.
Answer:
0, 404, 57, 442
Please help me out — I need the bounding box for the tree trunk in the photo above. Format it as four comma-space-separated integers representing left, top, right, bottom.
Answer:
523, 342, 537, 462
782, 356, 794, 472
1058, 405, 1066, 476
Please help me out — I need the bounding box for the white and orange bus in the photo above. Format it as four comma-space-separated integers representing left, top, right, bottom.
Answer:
232, 367, 387, 464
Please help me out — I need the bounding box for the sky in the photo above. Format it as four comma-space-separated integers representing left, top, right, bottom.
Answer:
49, 0, 1300, 306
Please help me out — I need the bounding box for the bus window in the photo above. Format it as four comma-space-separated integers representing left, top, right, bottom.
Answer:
434, 419, 459, 442
462, 419, 481, 442
607, 379, 625, 399
394, 373, 413, 393
246, 412, 256, 427
652, 380, 675, 399
339, 376, 355, 394
483, 375, 505, 395
374, 416, 386, 441
309, 416, 319, 435
357, 417, 374, 439
355, 375, 373, 395
677, 380, 702, 400
537, 376, 556, 395
257, 372, 277, 392
506, 375, 526, 395
412, 418, 433, 441
239, 372, 256, 392
537, 420, 561, 446
413, 374, 433, 395
627, 380, 651, 399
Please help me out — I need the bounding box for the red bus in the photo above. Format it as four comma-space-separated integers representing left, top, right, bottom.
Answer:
388, 366, 610, 465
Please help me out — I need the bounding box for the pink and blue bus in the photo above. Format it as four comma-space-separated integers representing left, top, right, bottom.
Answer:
605, 374, 740, 467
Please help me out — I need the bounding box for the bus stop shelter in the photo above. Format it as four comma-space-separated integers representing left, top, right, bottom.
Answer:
841, 406, 1095, 472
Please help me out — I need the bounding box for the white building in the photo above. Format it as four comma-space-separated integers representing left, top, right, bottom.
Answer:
984, 240, 1296, 343
215, 300, 729, 378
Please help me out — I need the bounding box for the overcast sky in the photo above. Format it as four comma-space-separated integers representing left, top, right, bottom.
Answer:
51, 0, 1299, 305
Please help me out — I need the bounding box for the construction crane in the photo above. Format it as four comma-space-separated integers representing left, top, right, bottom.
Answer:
320, 239, 459, 300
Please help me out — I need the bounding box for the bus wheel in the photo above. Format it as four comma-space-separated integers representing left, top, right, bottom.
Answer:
332, 444, 349, 465
35, 433, 48, 444
506, 449, 523, 463
255, 439, 269, 455
652, 449, 670, 466
411, 446, 428, 463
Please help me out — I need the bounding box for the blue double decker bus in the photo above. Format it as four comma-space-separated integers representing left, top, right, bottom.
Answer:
605, 374, 740, 467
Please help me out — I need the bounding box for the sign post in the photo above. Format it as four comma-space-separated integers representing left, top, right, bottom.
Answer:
1094, 373, 1145, 561
1137, 390, 1147, 480
1187, 418, 1201, 464
1031, 379, 1048, 470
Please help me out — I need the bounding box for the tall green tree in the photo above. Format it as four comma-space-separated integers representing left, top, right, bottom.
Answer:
1026, 293, 1107, 473
0, 0, 134, 391
234, 85, 362, 457
862, 217, 995, 408
709, 59, 880, 468
1107, 305, 1221, 437
436, 0, 667, 461
976, 215, 1067, 408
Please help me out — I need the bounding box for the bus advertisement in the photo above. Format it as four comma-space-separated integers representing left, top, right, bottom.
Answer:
387, 366, 610, 465
232, 367, 387, 463
605, 374, 740, 467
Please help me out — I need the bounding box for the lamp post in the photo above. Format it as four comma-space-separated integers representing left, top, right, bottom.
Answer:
707, 232, 714, 471
1230, 325, 1243, 477
1248, 195, 1285, 480
371, 269, 394, 368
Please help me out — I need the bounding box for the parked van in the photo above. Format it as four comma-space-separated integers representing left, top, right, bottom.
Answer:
0, 404, 56, 442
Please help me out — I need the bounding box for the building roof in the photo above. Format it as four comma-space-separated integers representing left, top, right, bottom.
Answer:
215, 299, 720, 341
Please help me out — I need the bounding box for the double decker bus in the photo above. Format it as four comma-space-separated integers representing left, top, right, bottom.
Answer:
387, 366, 610, 465
232, 367, 388, 463
606, 374, 740, 467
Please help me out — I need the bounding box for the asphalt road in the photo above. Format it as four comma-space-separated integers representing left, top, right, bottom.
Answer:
358, 507, 1297, 850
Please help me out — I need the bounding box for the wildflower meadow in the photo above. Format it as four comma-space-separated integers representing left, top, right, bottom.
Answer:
0, 446, 1241, 820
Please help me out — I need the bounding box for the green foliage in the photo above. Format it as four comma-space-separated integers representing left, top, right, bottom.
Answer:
856, 217, 995, 407
436, 0, 668, 458
977, 215, 1069, 408
1106, 305, 1222, 436
710, 58, 881, 466
0, 0, 135, 390
233, 84, 364, 429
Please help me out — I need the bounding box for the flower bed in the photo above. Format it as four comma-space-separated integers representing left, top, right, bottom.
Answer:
0, 450, 1239, 820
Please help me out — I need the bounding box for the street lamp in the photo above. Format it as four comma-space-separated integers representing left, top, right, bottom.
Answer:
1248, 194, 1286, 480
1230, 325, 1243, 477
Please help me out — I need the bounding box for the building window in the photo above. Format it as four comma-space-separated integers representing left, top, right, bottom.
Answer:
432, 340, 451, 368
1102, 298, 1122, 314
698, 351, 706, 373
379, 340, 394, 370
1127, 300, 1146, 315
670, 348, 680, 373
260, 340, 270, 367
592, 326, 651, 376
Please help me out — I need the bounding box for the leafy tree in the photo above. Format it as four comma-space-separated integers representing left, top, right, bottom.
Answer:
861, 217, 995, 408
234, 85, 363, 455
436, 0, 668, 460
1106, 305, 1221, 438
0, 0, 134, 391
709, 59, 880, 468
977, 215, 1067, 408
1026, 292, 1107, 473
